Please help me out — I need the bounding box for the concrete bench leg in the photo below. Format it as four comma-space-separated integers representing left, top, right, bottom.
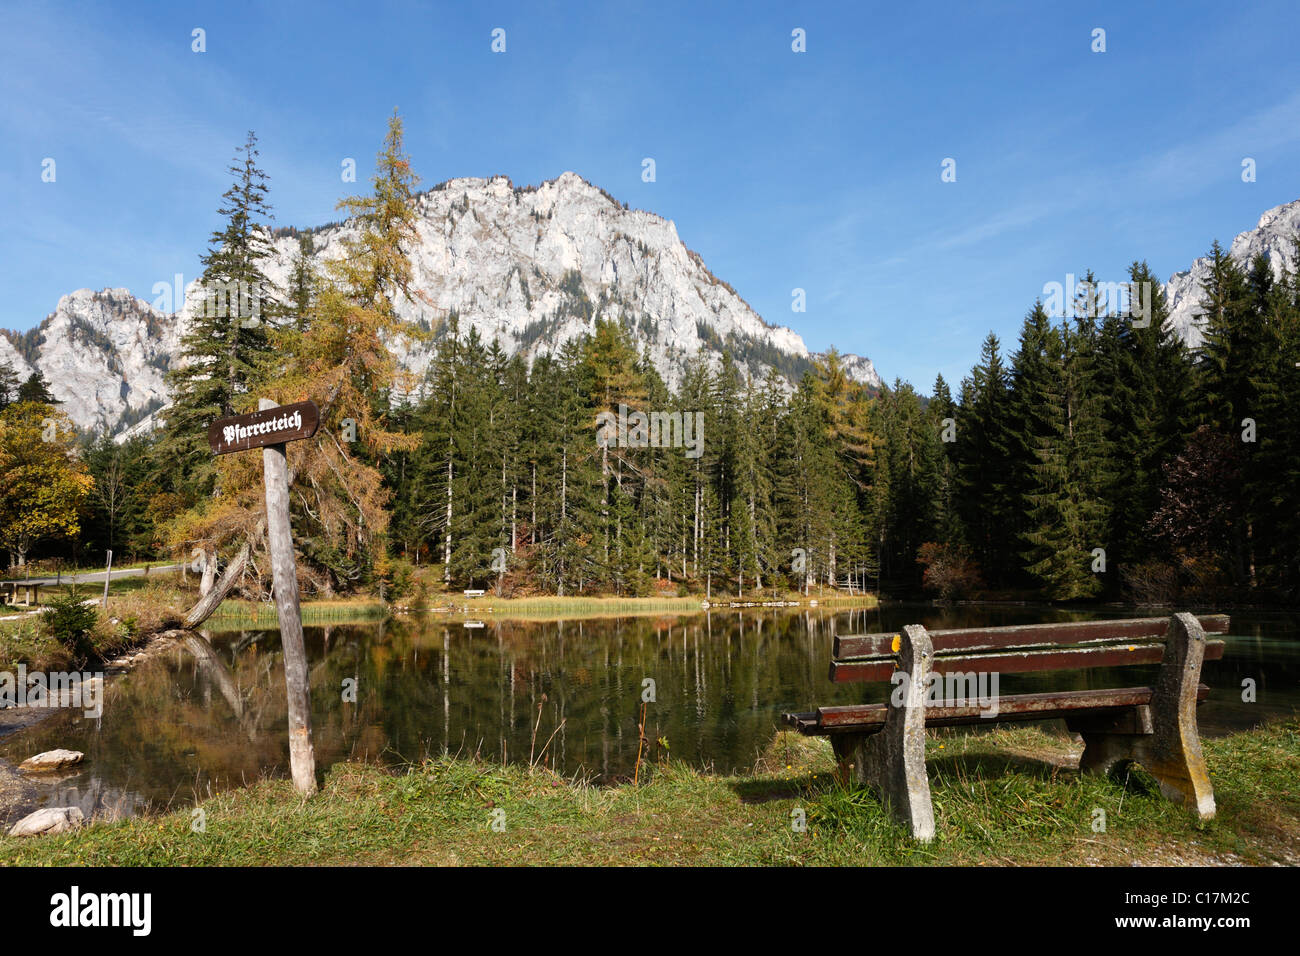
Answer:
831, 624, 936, 842
1071, 612, 1216, 820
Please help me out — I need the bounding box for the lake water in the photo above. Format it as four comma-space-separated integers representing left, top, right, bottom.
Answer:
2, 604, 1296, 822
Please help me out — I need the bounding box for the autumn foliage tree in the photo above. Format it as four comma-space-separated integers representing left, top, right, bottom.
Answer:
0, 403, 94, 567
168, 110, 423, 594
1146, 425, 1244, 587
916, 541, 982, 601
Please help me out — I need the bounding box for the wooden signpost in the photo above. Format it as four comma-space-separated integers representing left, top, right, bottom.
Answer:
209, 399, 320, 795
207, 400, 319, 455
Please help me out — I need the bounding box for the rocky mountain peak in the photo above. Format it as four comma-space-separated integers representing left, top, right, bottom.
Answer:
1164, 198, 1300, 346
251, 170, 881, 397
2, 288, 177, 435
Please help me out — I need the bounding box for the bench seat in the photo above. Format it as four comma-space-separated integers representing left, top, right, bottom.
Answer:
781, 612, 1225, 842
786, 682, 1212, 735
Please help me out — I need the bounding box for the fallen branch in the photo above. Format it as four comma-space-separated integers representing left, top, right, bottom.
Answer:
183, 541, 251, 629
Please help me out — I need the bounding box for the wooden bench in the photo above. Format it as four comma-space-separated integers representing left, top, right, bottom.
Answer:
462, 589, 486, 598
783, 612, 1227, 841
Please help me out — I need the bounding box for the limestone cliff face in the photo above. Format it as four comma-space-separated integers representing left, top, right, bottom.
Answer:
1, 288, 176, 435
255, 171, 881, 394
15, 171, 882, 437
19, 188, 1300, 437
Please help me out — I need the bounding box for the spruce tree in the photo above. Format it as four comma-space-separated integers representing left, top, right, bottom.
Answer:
1011, 291, 1113, 600
165, 114, 422, 593
926, 373, 961, 547
1261, 239, 1300, 595
1098, 261, 1191, 584
547, 338, 602, 594
16, 370, 56, 404
160, 131, 277, 499
448, 329, 505, 586
0, 359, 21, 409
584, 318, 648, 591
286, 234, 318, 331
956, 333, 1015, 586
1195, 242, 1260, 587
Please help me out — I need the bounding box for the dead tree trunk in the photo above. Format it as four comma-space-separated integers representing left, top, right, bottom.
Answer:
183, 542, 251, 630
199, 545, 217, 597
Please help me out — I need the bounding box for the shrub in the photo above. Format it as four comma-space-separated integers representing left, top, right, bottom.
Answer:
42, 589, 101, 667
1121, 559, 1179, 606
387, 559, 414, 600
917, 542, 983, 602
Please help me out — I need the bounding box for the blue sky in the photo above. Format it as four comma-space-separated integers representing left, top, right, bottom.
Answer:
3, 0, 1299, 391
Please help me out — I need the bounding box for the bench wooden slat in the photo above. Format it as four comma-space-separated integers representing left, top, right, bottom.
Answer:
783, 683, 1212, 735
784, 712, 822, 734
830, 638, 1225, 683
832, 614, 1230, 660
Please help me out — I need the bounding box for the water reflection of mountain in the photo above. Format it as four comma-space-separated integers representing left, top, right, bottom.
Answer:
0, 607, 1294, 820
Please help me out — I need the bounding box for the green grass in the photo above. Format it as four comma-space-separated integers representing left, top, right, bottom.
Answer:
8, 580, 877, 628
4, 720, 1295, 866
0, 617, 56, 671
0, 599, 141, 672
0, 581, 172, 669
1, 583, 388, 666
47, 577, 157, 597
1, 576, 173, 610
208, 599, 390, 626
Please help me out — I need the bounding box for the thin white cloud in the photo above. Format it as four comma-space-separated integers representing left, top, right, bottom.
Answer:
1141, 89, 1300, 194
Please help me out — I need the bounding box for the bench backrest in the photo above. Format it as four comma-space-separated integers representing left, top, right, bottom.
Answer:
830, 614, 1229, 684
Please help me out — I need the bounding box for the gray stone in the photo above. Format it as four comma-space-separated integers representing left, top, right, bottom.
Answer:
7, 806, 84, 837
18, 749, 84, 773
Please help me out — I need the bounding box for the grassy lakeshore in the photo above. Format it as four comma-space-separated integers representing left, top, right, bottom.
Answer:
208, 598, 391, 627
1, 579, 876, 665
0, 579, 194, 670
187, 591, 876, 626
401, 591, 878, 621
3, 721, 1296, 866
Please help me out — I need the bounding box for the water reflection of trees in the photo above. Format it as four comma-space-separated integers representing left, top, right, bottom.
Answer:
1, 607, 1293, 814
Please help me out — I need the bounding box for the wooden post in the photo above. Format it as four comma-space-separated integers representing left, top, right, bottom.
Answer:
102, 550, 113, 611
1070, 612, 1216, 819
831, 624, 937, 842
259, 398, 317, 795
207, 399, 320, 793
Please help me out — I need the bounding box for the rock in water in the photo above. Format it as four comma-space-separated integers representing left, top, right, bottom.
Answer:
18, 749, 85, 773
7, 806, 84, 837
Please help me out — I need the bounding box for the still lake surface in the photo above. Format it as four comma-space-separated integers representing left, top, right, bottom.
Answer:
2, 604, 1297, 821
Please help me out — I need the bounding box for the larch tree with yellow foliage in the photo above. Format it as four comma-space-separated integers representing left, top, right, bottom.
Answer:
169, 110, 424, 595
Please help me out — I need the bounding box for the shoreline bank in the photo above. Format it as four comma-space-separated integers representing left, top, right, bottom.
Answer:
2, 719, 1295, 865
